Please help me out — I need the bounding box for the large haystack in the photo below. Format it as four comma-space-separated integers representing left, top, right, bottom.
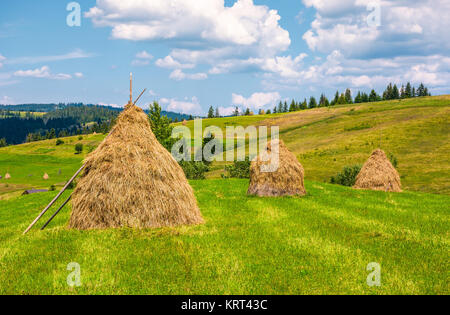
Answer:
247, 139, 306, 197
353, 149, 402, 192
69, 103, 203, 230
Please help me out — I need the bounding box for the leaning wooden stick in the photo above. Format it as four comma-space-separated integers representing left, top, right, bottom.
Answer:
40, 195, 72, 230
23, 163, 86, 235
133, 88, 146, 106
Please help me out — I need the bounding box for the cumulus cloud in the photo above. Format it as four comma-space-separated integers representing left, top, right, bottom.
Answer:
263, 50, 450, 94
86, 0, 292, 77
169, 69, 207, 81
74, 72, 84, 78
14, 66, 72, 80
232, 92, 281, 111
302, 0, 450, 58
132, 50, 153, 66
155, 56, 195, 69
160, 96, 203, 115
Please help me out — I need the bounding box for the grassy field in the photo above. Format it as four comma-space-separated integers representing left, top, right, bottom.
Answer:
1, 96, 449, 197
0, 96, 448, 294
0, 179, 448, 294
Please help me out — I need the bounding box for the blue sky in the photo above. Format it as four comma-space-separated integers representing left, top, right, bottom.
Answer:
0, 0, 448, 115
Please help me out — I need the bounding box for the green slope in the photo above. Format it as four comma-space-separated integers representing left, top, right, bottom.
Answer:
0, 179, 448, 294
0, 95, 449, 197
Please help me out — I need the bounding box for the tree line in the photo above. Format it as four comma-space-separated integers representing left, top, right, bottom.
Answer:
206, 82, 432, 118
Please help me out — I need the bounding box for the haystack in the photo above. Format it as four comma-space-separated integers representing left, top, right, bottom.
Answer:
247, 139, 306, 197
68, 103, 203, 230
353, 149, 401, 192
5, 173, 11, 179
43, 173, 49, 180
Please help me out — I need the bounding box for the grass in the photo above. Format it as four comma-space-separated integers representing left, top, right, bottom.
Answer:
0, 179, 448, 294
1, 96, 449, 195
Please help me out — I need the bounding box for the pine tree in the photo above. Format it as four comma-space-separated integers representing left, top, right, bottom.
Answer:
244, 108, 250, 116
207, 106, 214, 118
233, 107, 240, 116
215, 107, 220, 118
277, 101, 283, 113
273, 106, 277, 114
332, 91, 339, 106
354, 91, 361, 103
283, 101, 288, 113
309, 96, 317, 108
289, 99, 296, 112
405, 82, 412, 98
345, 89, 353, 104
392, 84, 400, 99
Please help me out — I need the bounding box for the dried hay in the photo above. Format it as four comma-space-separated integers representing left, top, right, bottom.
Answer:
4, 173, 11, 179
353, 149, 402, 192
43, 173, 49, 180
69, 103, 203, 230
247, 139, 306, 197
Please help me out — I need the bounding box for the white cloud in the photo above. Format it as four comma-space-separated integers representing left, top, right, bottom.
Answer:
155, 56, 195, 69
132, 50, 153, 66
218, 106, 239, 116
0, 95, 13, 105
160, 96, 203, 115
4, 49, 93, 65
86, 0, 292, 78
135, 51, 153, 60
263, 50, 450, 93
232, 92, 281, 111
74, 72, 83, 78
13, 66, 72, 80
169, 69, 207, 81
302, 0, 450, 58
0, 54, 5, 68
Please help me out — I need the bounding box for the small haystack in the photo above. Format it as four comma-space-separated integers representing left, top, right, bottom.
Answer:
5, 173, 11, 179
43, 173, 49, 180
353, 149, 402, 192
248, 139, 306, 197
69, 103, 203, 230
182, 119, 187, 126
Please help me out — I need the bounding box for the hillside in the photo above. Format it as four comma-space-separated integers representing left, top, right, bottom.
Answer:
0, 96, 448, 295
0, 95, 449, 198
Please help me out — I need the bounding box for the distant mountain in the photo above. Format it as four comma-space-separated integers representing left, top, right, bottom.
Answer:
0, 103, 193, 121
0, 103, 193, 145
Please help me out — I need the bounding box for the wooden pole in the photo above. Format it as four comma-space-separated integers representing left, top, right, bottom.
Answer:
40, 195, 72, 230
133, 88, 147, 106
130, 73, 133, 104
23, 163, 86, 235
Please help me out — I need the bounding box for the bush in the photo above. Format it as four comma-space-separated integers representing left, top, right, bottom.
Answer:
78, 136, 83, 140
222, 157, 251, 179
56, 139, 64, 146
67, 180, 77, 189
388, 152, 398, 168
179, 161, 210, 180
74, 143, 83, 154
49, 185, 56, 191
330, 165, 362, 187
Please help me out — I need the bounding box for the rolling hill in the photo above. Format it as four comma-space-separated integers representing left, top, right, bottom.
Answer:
0, 95, 448, 294
2, 95, 447, 197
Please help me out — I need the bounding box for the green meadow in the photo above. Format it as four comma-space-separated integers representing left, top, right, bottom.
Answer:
0, 96, 448, 294
0, 179, 448, 294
